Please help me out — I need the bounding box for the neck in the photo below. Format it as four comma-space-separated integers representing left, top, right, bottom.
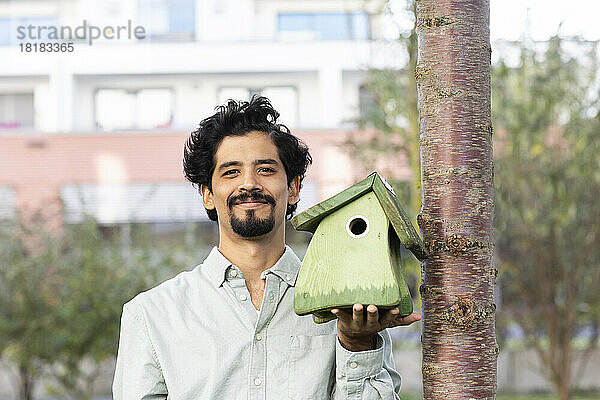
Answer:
218, 222, 286, 282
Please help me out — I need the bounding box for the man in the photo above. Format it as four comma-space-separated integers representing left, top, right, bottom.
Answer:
113, 96, 421, 399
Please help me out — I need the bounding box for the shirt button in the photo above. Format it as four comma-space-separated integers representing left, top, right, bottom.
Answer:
229, 269, 238, 278
349, 361, 358, 369
239, 294, 247, 301
285, 274, 291, 281
254, 378, 262, 386
255, 333, 262, 341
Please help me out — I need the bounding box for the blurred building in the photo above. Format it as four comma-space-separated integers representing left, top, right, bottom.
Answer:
0, 0, 411, 242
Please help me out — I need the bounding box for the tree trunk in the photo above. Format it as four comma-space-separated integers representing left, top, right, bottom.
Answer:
555, 376, 571, 400
18, 364, 35, 400
416, 0, 497, 398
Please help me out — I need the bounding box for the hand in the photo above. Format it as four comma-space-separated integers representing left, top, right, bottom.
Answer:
331, 304, 422, 352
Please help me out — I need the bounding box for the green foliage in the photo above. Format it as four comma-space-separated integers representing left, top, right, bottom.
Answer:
492, 36, 600, 398
493, 36, 600, 326
399, 393, 600, 400
0, 217, 60, 399
48, 219, 169, 400
349, 0, 420, 217
354, 7, 600, 395
0, 214, 186, 400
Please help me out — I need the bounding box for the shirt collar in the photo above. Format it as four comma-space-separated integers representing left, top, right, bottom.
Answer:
261, 245, 301, 286
203, 246, 233, 287
203, 245, 301, 288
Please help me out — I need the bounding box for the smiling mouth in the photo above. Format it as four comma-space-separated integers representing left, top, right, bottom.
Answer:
228, 192, 275, 210
234, 201, 269, 208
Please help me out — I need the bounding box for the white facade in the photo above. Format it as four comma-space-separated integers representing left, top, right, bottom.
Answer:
0, 0, 401, 133
0, 0, 407, 227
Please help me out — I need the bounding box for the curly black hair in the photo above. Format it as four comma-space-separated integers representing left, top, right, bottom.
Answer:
183, 95, 312, 221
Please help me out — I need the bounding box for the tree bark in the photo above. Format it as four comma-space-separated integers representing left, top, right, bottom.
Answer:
416, 0, 497, 398
18, 364, 35, 400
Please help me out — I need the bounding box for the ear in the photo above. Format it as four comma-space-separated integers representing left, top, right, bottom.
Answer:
288, 176, 300, 206
200, 185, 215, 211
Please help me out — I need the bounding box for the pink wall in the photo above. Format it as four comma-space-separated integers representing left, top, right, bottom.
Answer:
0, 130, 412, 213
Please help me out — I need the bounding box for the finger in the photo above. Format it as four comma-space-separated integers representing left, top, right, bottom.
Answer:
331, 308, 352, 325
352, 304, 365, 327
389, 311, 422, 327
402, 311, 422, 323
365, 304, 379, 328
380, 307, 401, 327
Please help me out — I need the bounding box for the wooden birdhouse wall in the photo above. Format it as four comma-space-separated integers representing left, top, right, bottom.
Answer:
388, 225, 413, 314
295, 192, 404, 314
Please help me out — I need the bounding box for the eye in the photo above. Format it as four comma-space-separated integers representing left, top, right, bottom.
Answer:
222, 169, 239, 176
258, 167, 276, 174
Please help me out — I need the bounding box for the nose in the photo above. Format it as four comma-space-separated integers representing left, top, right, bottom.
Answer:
238, 171, 263, 192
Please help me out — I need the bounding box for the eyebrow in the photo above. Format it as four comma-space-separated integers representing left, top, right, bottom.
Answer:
217, 161, 241, 171
217, 159, 279, 171
255, 159, 279, 166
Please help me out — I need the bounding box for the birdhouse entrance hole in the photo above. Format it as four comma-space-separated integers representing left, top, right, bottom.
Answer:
346, 215, 369, 238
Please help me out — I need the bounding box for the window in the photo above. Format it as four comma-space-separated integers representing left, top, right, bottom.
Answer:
0, 186, 15, 220
217, 86, 298, 128
0, 17, 58, 46
278, 12, 369, 41
61, 183, 211, 224
0, 93, 34, 130
217, 87, 254, 103
0, 19, 10, 46
261, 87, 298, 128
95, 88, 172, 131
137, 0, 195, 42
294, 180, 319, 214
358, 84, 377, 126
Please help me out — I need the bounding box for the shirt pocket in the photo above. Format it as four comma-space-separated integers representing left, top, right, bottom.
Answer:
289, 333, 337, 400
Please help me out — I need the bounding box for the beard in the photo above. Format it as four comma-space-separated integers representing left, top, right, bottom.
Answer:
228, 192, 276, 238
230, 209, 275, 237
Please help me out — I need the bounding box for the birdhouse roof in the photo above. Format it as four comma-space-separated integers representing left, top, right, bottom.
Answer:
291, 172, 428, 261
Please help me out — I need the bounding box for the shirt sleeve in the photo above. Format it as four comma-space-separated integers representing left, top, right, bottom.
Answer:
331, 329, 402, 399
112, 301, 168, 400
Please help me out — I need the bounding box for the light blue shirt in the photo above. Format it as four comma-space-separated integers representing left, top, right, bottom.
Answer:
113, 246, 402, 399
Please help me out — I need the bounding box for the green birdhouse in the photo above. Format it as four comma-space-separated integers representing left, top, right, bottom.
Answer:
291, 172, 428, 324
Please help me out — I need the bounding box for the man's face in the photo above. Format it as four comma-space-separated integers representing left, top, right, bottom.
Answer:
201, 131, 299, 239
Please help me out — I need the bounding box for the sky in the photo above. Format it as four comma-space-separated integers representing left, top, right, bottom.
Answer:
491, 0, 600, 41
388, 0, 600, 42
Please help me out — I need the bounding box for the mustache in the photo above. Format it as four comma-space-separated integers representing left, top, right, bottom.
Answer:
227, 192, 276, 209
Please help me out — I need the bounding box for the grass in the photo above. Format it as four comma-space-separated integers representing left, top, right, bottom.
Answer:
400, 394, 600, 400
497, 397, 600, 400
